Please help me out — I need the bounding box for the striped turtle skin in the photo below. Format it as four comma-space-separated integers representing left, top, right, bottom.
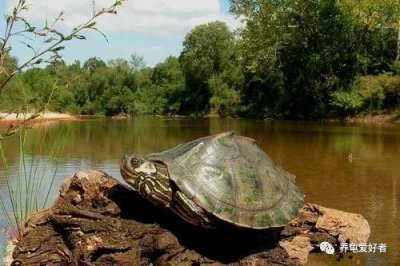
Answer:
143, 131, 305, 229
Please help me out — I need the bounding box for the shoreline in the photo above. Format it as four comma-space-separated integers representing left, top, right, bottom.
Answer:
0, 112, 77, 127
1, 111, 399, 127
338, 112, 400, 124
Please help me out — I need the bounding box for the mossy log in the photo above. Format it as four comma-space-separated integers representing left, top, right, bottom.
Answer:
9, 170, 370, 265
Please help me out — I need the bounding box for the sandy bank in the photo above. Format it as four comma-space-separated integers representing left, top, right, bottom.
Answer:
0, 112, 77, 127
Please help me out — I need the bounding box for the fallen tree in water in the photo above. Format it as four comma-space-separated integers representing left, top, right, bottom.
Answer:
6, 170, 370, 265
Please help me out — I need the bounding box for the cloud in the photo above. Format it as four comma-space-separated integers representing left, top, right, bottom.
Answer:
7, 0, 239, 36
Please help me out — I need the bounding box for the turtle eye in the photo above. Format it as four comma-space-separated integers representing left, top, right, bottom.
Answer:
130, 158, 140, 167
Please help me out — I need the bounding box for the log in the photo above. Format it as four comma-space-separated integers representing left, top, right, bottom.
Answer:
8, 170, 370, 265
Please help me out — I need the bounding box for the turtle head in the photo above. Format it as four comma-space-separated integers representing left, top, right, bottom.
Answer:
121, 155, 156, 190
120, 155, 172, 206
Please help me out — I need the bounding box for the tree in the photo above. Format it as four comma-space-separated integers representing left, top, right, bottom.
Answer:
339, 0, 400, 70
83, 57, 106, 73
151, 56, 185, 114
130, 53, 146, 73
179, 21, 240, 114
230, 0, 359, 119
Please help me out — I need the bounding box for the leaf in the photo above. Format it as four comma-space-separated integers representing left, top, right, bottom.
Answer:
51, 46, 65, 52
115, 0, 124, 6
21, 41, 34, 51
90, 27, 109, 43
73, 35, 86, 40
27, 27, 36, 32
86, 22, 96, 28
52, 31, 65, 40
44, 37, 56, 43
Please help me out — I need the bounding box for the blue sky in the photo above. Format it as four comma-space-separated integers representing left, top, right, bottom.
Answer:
1, 0, 236, 67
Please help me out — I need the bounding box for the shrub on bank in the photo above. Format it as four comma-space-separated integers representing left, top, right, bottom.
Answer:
331, 75, 400, 115
360, 75, 400, 110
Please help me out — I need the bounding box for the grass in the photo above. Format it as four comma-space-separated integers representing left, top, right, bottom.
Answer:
0, 121, 69, 242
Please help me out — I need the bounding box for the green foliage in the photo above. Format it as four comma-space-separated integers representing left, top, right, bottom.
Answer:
330, 87, 365, 114
0, 55, 187, 116
150, 56, 185, 114
2, 1, 400, 119
0, 0, 125, 92
392, 61, 400, 74
331, 75, 400, 114
51, 87, 75, 113
21, 68, 57, 104
130, 53, 146, 73
0, 54, 18, 85
209, 75, 240, 117
131, 57, 185, 115
366, 75, 400, 108
83, 57, 106, 73
232, 0, 360, 119
339, 0, 399, 73
102, 86, 135, 115
180, 21, 242, 114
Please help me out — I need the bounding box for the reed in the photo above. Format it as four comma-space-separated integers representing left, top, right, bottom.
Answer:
0, 121, 69, 241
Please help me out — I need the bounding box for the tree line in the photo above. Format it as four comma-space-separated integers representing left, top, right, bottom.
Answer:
1, 0, 400, 119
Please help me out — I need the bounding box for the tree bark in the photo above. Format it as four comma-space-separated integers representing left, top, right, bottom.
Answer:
8, 170, 370, 266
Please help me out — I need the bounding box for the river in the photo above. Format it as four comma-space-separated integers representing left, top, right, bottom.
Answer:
0, 117, 399, 265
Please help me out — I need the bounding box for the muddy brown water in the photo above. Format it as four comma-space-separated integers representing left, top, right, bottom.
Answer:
0, 117, 399, 265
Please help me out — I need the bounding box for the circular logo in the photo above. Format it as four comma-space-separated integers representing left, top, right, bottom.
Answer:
325, 245, 335, 255
319, 241, 330, 252
320, 241, 335, 255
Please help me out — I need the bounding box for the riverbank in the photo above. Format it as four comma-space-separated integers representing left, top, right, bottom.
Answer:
1, 111, 400, 127
0, 112, 77, 127
157, 112, 400, 124
342, 112, 400, 124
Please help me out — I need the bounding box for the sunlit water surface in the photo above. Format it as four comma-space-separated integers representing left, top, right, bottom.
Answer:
0, 117, 399, 265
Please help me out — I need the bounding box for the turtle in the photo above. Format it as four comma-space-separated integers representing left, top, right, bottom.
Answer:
120, 131, 304, 229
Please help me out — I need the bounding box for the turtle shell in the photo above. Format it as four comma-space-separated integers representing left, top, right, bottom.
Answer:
147, 131, 304, 229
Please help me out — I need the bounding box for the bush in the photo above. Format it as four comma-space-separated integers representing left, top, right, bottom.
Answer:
358, 75, 400, 110
332, 75, 400, 115
390, 61, 400, 75
377, 75, 400, 108
331, 86, 364, 115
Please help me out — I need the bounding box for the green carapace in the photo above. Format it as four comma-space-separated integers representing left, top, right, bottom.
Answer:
121, 131, 304, 229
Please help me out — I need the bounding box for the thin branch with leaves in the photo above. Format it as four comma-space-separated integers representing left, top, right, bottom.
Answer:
0, 0, 124, 92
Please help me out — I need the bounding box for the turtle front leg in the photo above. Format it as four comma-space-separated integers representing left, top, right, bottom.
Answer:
170, 191, 216, 228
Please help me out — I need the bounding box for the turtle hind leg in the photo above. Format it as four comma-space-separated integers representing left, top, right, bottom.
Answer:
170, 191, 216, 229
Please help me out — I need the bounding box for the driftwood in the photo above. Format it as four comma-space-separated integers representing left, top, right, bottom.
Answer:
9, 170, 370, 265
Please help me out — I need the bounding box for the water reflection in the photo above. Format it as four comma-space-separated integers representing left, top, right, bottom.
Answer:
0, 117, 399, 264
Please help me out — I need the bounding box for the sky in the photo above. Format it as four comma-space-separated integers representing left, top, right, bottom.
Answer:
1, 0, 239, 67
